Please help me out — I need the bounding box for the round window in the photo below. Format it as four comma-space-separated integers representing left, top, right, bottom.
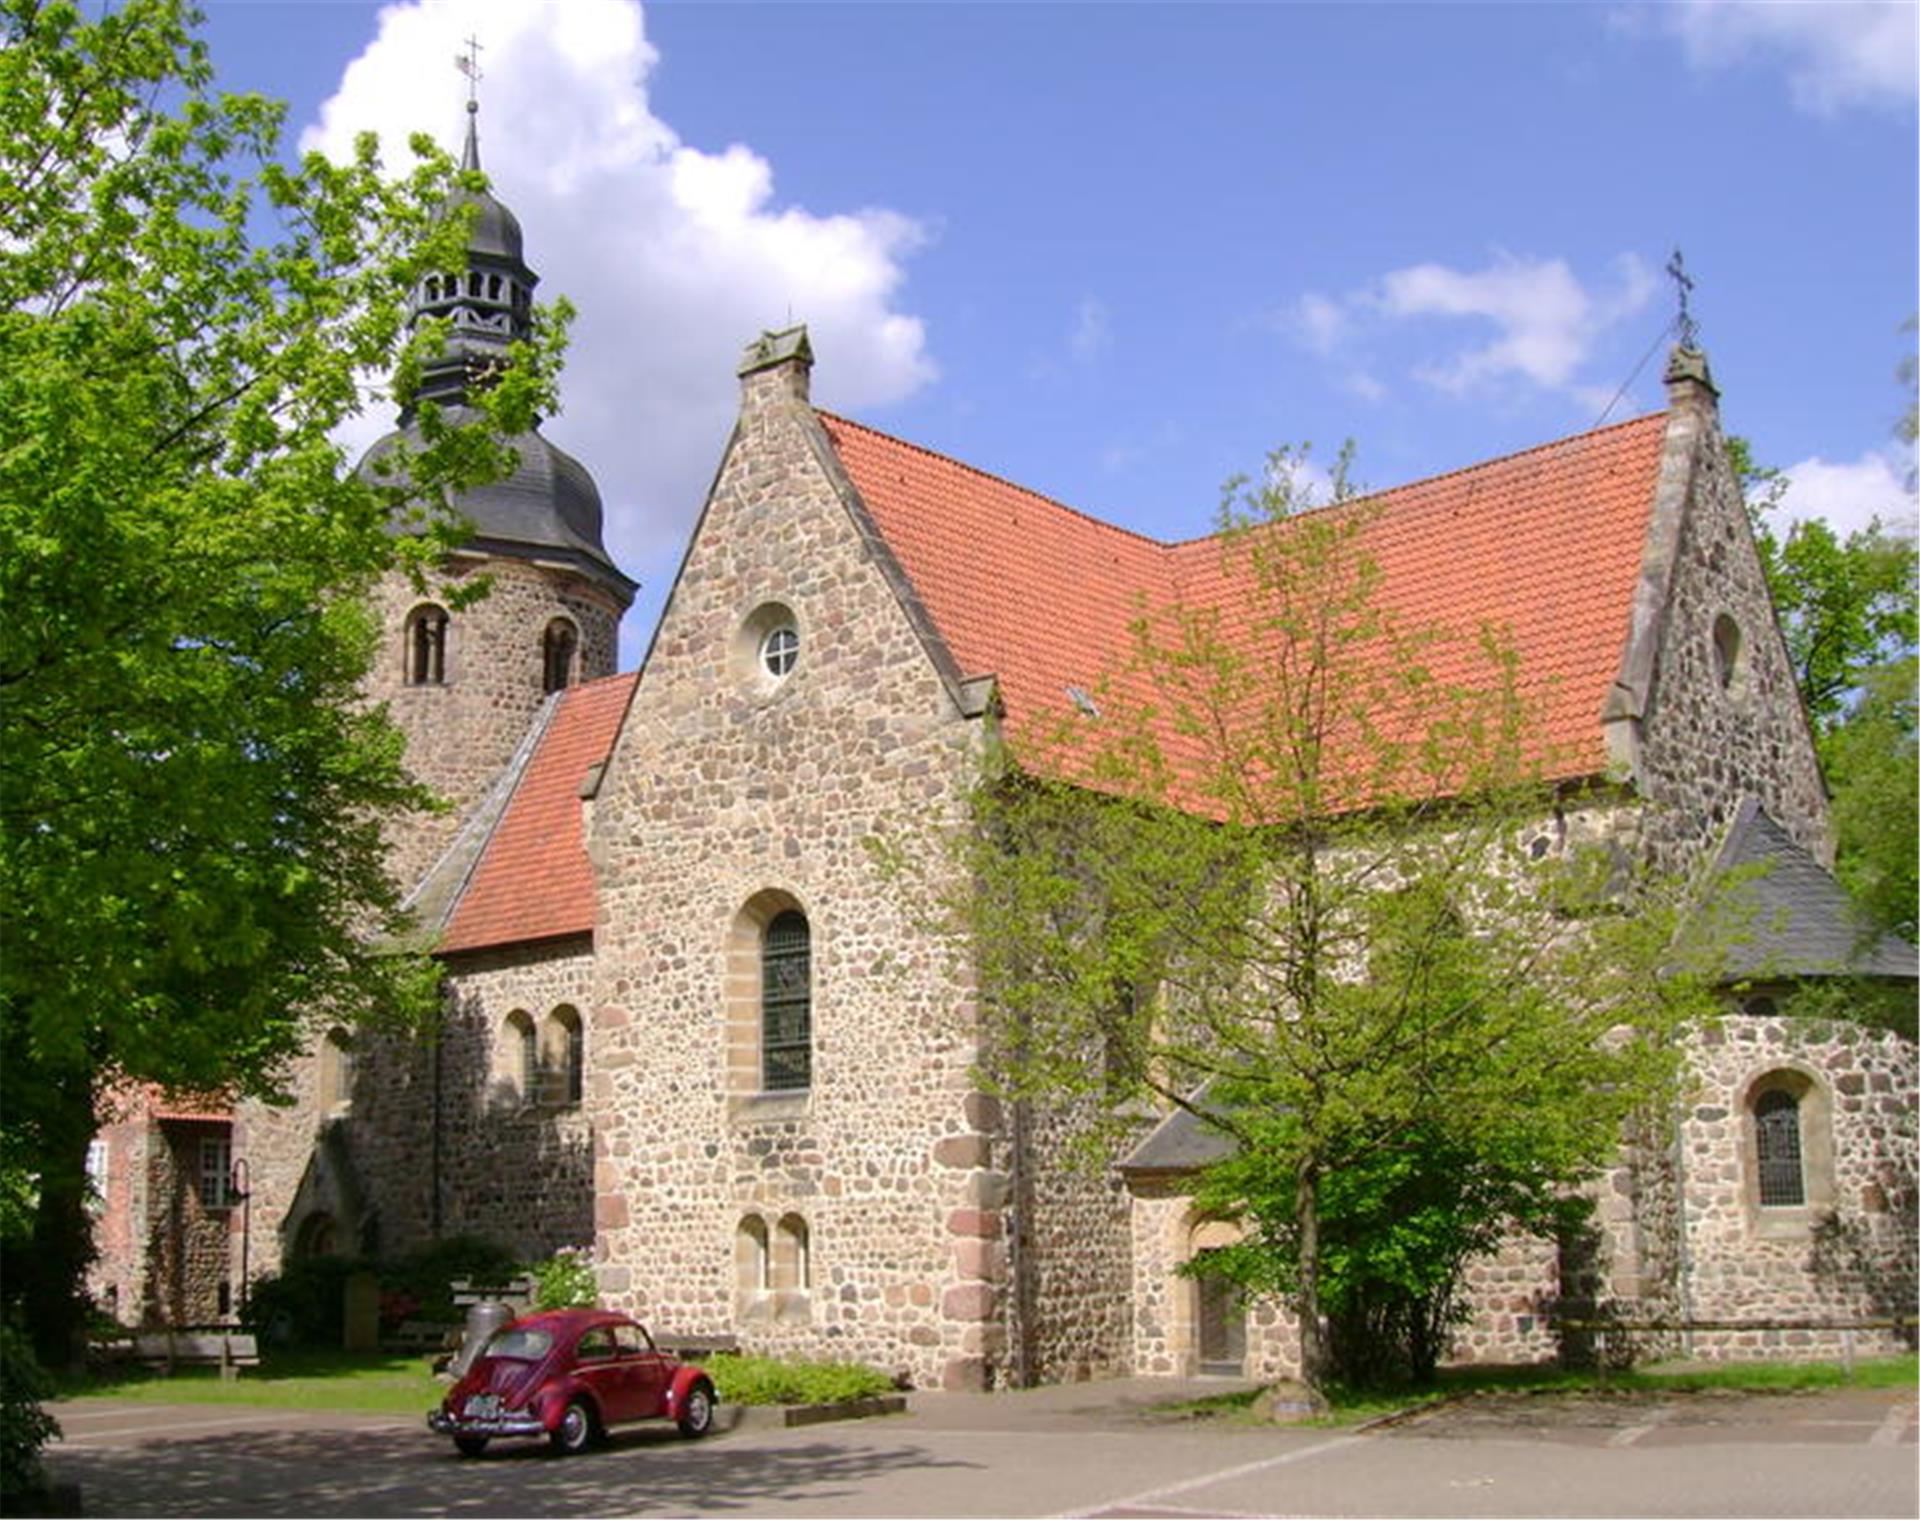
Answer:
760, 624, 799, 680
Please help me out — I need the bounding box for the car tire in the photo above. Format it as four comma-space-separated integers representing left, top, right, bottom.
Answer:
550, 1398, 596, 1456
453, 1435, 489, 1458
677, 1381, 716, 1439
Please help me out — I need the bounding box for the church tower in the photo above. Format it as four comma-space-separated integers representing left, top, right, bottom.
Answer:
361, 99, 637, 887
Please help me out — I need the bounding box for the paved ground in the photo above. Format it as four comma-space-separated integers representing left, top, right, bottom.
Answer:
43, 1379, 1918, 1518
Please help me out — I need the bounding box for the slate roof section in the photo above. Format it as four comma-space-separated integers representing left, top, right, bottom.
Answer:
1709, 798, 1918, 981
1116, 1101, 1236, 1177
434, 672, 636, 956
819, 410, 1669, 791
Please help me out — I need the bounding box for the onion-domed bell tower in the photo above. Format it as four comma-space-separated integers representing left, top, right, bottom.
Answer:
362, 98, 637, 888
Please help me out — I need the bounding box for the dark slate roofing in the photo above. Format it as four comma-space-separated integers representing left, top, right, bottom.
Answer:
1117, 1087, 1237, 1176
361, 418, 636, 604
1709, 798, 1917, 981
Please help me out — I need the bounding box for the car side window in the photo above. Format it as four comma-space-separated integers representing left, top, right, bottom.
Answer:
576, 1328, 615, 1363
613, 1324, 648, 1356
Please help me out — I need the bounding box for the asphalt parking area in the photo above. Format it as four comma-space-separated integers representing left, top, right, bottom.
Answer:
40, 1383, 1919, 1518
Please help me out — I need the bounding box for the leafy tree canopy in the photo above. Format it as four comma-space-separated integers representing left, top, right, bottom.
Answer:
0, 0, 568, 1361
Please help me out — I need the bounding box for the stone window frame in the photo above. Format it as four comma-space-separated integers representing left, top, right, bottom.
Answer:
405, 603, 450, 687
773, 1213, 811, 1292
500, 1008, 538, 1107
317, 1026, 355, 1114
1740, 1065, 1834, 1238
1710, 611, 1748, 701
542, 1004, 585, 1109
542, 617, 579, 695
85, 1137, 109, 1214
733, 601, 806, 704
734, 1211, 812, 1325
725, 889, 815, 1115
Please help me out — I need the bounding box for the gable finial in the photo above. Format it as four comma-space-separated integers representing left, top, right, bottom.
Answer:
1665, 247, 1699, 351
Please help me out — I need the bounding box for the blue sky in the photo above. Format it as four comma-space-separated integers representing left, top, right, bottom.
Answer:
199, 1, 1918, 664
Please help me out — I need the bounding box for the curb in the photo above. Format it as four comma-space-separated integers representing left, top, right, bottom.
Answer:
723, 1394, 909, 1432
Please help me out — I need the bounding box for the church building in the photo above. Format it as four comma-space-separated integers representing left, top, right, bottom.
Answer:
89, 112, 1915, 1390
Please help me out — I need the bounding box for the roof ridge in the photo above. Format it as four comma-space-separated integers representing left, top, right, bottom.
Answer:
816, 411, 1173, 550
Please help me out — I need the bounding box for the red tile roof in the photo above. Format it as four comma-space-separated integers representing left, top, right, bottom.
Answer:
821, 410, 1669, 800
438, 673, 636, 955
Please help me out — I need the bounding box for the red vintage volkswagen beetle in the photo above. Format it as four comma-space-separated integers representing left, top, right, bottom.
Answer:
429, 1308, 718, 1457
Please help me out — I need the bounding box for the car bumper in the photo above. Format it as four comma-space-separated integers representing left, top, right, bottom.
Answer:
428, 1409, 547, 1439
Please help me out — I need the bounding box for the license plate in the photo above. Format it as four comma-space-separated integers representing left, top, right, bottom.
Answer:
465, 1394, 502, 1417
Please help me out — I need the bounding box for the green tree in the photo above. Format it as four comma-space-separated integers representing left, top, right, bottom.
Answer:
940, 449, 1715, 1402
0, 0, 566, 1365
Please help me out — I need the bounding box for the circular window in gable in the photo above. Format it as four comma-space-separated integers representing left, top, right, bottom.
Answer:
735, 601, 803, 694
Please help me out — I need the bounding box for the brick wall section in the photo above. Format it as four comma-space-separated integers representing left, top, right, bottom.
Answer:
368, 556, 622, 889
585, 350, 989, 1390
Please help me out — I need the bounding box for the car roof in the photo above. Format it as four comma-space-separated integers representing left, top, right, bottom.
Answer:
511, 1307, 633, 1333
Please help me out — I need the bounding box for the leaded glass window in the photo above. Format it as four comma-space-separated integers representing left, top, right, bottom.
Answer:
762, 910, 811, 1091
1755, 1089, 1805, 1207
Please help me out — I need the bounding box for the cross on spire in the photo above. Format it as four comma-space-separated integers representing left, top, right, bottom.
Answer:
1665, 247, 1698, 351
456, 34, 484, 106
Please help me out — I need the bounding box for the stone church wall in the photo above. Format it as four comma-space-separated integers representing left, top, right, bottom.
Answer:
1631, 400, 1830, 873
585, 354, 989, 1391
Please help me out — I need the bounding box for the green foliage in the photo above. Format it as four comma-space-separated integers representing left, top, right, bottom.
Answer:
1823, 658, 1918, 943
932, 444, 1715, 1399
0, 0, 569, 1361
380, 1235, 519, 1324
0, 1321, 61, 1500
242, 1236, 517, 1344
240, 1255, 362, 1348
706, 1353, 896, 1406
528, 1246, 599, 1311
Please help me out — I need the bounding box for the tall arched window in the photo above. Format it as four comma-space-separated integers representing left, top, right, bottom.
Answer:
542, 619, 578, 694
736, 1216, 770, 1297
405, 604, 449, 686
761, 910, 811, 1092
318, 1027, 355, 1112
502, 1009, 537, 1104
774, 1214, 810, 1291
546, 1005, 584, 1108
1754, 1089, 1805, 1207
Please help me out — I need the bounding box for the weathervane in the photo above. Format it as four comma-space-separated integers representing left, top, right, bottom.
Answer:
455, 34, 484, 110
1665, 248, 1698, 351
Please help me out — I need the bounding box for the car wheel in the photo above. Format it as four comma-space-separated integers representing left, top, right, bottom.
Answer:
550, 1398, 595, 1456
677, 1381, 715, 1439
453, 1435, 489, 1458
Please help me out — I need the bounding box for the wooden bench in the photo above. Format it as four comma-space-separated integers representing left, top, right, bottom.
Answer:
132, 1329, 259, 1380
383, 1319, 463, 1356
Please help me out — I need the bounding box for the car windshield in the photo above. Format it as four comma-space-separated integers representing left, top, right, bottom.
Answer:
482, 1328, 552, 1362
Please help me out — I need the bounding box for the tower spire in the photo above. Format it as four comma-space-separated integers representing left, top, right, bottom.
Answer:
455, 35, 484, 172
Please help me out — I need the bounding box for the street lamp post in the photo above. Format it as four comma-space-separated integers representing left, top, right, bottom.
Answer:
228, 1156, 252, 1322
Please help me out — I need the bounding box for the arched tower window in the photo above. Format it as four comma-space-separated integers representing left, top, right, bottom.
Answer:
761, 910, 811, 1092
405, 604, 449, 687
1754, 1088, 1805, 1207
501, 1009, 537, 1104
543, 618, 579, 694
736, 1216, 770, 1296
774, 1214, 810, 1290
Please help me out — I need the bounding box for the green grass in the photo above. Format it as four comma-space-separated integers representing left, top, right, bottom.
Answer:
54, 1349, 445, 1415
55, 1346, 902, 1415
1152, 1353, 1919, 1427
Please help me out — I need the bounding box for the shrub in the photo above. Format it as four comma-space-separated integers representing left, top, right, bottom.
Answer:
528, 1246, 598, 1310
707, 1353, 895, 1406
0, 1321, 61, 1502
381, 1235, 519, 1324
241, 1254, 363, 1347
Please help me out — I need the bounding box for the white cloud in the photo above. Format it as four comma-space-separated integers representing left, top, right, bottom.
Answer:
1624, 1, 1917, 115
1775, 449, 1919, 538
304, 0, 934, 651
1287, 252, 1655, 406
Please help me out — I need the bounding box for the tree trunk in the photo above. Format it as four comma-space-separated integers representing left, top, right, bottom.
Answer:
11, 1076, 98, 1371
1294, 1160, 1330, 1411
